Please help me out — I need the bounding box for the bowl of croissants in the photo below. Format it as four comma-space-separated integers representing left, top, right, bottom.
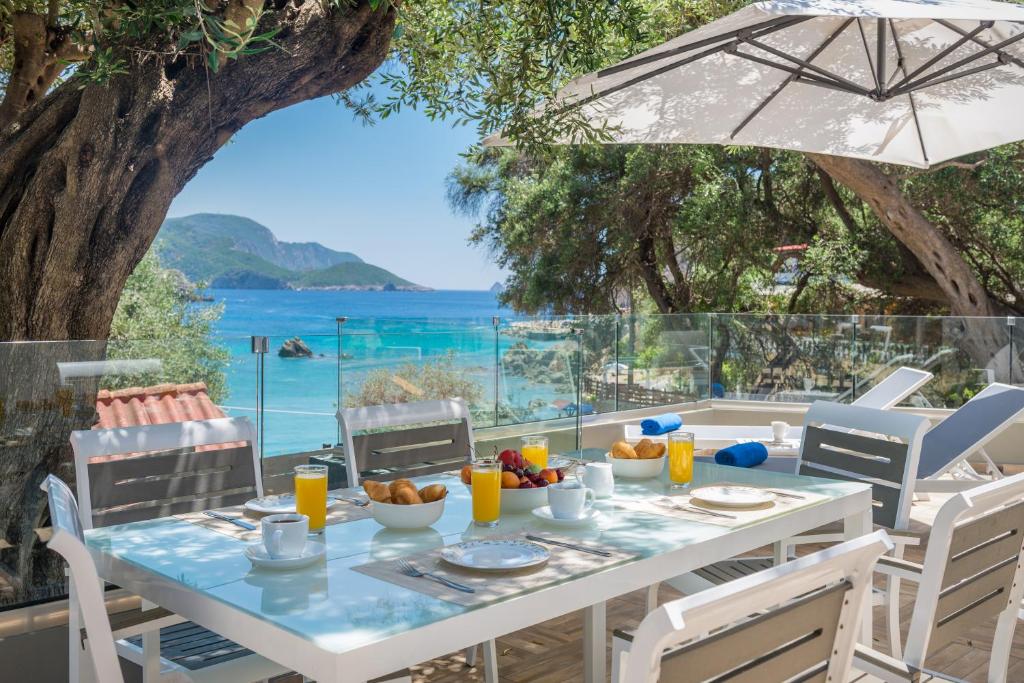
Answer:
362, 479, 447, 529
606, 439, 666, 479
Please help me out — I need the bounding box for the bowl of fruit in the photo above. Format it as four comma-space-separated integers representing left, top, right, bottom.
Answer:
460, 449, 566, 514
606, 439, 666, 479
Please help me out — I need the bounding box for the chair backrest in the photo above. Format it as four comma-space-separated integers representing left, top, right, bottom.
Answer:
849, 366, 933, 410
904, 473, 1024, 674
917, 383, 1024, 479
620, 531, 892, 683
798, 401, 929, 530
40, 475, 125, 683
337, 398, 474, 487
69, 417, 262, 529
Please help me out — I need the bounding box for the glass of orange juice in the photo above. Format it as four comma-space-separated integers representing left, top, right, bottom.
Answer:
521, 435, 549, 469
294, 464, 328, 532
668, 432, 695, 490
471, 459, 501, 527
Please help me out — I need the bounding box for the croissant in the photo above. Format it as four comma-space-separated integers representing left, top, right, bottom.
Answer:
418, 484, 447, 503
635, 439, 665, 459
392, 485, 423, 505
611, 441, 637, 459
363, 480, 391, 503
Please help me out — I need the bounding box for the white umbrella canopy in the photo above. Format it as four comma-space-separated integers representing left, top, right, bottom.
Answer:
486, 0, 1024, 168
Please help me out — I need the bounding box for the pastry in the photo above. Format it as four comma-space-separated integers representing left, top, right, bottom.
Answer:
635, 439, 665, 459
389, 478, 423, 505
611, 441, 638, 459
418, 483, 447, 503
363, 480, 391, 503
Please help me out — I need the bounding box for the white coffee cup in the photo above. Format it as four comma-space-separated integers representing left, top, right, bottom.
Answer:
771, 421, 790, 442
262, 513, 308, 559
548, 482, 595, 520
576, 462, 614, 499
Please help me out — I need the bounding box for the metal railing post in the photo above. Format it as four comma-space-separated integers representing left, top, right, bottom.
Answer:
492, 316, 500, 427
336, 317, 347, 444
250, 335, 269, 459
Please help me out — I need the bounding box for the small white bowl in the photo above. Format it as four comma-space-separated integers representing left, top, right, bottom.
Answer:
370, 497, 445, 529
605, 452, 666, 479
462, 484, 550, 513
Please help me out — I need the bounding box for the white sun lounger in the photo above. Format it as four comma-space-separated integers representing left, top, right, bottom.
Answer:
624, 366, 933, 450
914, 382, 1024, 492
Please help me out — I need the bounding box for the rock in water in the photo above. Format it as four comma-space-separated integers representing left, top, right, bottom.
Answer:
278, 337, 313, 358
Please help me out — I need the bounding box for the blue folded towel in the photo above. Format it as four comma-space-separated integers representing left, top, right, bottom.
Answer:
715, 442, 768, 468
640, 413, 682, 435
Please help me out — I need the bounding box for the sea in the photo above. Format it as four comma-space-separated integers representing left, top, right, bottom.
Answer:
207, 289, 572, 456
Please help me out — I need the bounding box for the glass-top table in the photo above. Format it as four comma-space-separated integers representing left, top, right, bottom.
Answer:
86, 462, 872, 682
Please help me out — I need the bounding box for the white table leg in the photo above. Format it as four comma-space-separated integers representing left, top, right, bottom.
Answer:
584, 602, 606, 683
844, 508, 874, 646
140, 599, 161, 683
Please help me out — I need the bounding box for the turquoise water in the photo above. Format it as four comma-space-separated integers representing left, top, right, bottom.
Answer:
208, 290, 576, 455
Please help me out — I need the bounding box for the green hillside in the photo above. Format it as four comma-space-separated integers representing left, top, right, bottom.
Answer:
295, 262, 416, 288
154, 214, 423, 290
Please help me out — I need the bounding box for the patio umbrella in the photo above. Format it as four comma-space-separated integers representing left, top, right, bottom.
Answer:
485, 0, 1024, 168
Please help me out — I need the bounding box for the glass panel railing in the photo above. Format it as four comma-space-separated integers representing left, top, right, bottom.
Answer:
579, 315, 619, 414
709, 314, 856, 402
615, 314, 710, 409
497, 318, 580, 426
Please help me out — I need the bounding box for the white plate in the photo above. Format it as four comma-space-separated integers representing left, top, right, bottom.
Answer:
244, 494, 341, 515
531, 506, 601, 528
244, 541, 326, 570
440, 540, 549, 571
689, 485, 775, 508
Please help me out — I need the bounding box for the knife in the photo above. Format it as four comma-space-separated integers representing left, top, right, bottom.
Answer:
203, 510, 256, 531
524, 534, 612, 557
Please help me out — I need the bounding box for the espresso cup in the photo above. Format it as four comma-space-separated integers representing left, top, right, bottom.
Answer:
771, 421, 790, 442
262, 513, 309, 559
576, 462, 614, 499
548, 482, 595, 520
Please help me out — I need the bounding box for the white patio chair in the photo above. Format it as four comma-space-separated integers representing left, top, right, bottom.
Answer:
913, 383, 1024, 492
661, 402, 930, 659
67, 417, 294, 682
337, 398, 499, 682
337, 397, 476, 488
853, 472, 1024, 682
612, 531, 893, 683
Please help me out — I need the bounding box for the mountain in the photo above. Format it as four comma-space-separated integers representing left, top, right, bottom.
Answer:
156, 214, 426, 290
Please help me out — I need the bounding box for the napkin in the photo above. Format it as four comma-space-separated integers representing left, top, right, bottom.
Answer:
640, 413, 682, 435
715, 442, 768, 468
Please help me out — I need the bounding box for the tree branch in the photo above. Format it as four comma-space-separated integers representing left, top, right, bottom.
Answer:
891, 156, 988, 179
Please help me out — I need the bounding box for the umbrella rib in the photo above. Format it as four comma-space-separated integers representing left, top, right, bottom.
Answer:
730, 18, 855, 140
857, 18, 881, 92
876, 19, 887, 97
741, 37, 869, 94
934, 18, 1024, 71
597, 16, 811, 78
888, 30, 1024, 97
890, 21, 991, 92
890, 20, 929, 165
728, 47, 871, 96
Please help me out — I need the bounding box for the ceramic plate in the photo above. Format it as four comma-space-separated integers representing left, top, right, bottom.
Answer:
531, 506, 601, 528
689, 485, 775, 508
244, 540, 326, 570
440, 540, 549, 571
244, 494, 341, 515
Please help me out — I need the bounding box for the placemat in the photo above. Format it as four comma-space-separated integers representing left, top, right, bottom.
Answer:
615, 486, 829, 528
352, 534, 636, 607
175, 499, 374, 542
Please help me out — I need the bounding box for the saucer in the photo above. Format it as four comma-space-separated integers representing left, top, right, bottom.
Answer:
531, 506, 601, 527
244, 541, 326, 570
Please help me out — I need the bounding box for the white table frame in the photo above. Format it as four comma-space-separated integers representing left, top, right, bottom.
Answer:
88, 482, 872, 683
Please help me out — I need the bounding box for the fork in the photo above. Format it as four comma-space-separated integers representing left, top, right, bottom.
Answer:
657, 499, 736, 520
397, 560, 475, 593
333, 496, 370, 507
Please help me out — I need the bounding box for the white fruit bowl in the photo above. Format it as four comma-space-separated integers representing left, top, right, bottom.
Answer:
605, 452, 666, 479
370, 498, 445, 529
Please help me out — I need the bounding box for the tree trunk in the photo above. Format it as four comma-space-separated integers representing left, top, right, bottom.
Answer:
0, 0, 395, 603
809, 153, 1016, 380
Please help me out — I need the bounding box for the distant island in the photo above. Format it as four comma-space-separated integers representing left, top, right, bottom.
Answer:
157, 213, 429, 291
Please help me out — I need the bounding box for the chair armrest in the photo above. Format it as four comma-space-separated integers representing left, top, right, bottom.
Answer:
853, 644, 922, 682
875, 555, 924, 583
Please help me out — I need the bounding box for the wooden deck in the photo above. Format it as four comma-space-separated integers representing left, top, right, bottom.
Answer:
408, 500, 1024, 682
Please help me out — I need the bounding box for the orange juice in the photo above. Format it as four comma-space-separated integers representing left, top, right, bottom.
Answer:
521, 435, 549, 469
295, 464, 328, 531
471, 461, 501, 527
668, 432, 694, 488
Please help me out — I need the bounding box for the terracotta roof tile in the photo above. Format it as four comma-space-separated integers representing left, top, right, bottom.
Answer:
94, 382, 226, 429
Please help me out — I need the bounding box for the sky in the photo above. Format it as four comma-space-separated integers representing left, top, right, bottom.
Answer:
168, 94, 506, 290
